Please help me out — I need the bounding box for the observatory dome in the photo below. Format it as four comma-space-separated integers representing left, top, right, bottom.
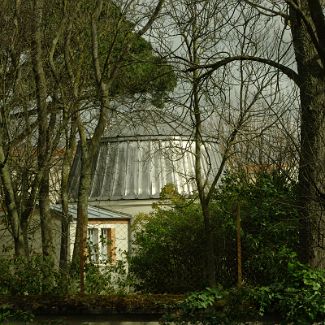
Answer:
69, 109, 221, 213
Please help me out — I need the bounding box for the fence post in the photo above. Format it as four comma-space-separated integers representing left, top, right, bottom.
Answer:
236, 202, 242, 288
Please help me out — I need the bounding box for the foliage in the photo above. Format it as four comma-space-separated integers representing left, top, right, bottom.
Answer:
214, 170, 299, 285
0, 305, 34, 323
85, 259, 130, 295
130, 189, 208, 293
0, 255, 130, 296
130, 172, 299, 293
0, 256, 66, 295
163, 259, 325, 324
162, 287, 254, 325
251, 256, 325, 323
46, 0, 176, 103
181, 287, 224, 311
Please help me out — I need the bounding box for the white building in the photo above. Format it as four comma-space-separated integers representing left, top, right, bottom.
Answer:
51, 204, 131, 264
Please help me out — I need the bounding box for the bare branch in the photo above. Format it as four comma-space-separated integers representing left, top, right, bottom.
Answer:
244, 0, 289, 19
137, 0, 165, 36
188, 55, 300, 86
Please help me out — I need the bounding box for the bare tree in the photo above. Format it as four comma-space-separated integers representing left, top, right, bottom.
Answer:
0, 0, 39, 256
189, 0, 325, 268
52, 0, 171, 291
147, 0, 298, 285
1, 0, 173, 279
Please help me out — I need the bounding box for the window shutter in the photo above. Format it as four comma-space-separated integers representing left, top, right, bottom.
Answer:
107, 228, 116, 263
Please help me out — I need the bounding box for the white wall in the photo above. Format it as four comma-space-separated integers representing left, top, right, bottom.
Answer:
91, 199, 156, 217
69, 219, 130, 263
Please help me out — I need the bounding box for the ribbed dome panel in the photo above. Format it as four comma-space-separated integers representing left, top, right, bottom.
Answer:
69, 135, 221, 201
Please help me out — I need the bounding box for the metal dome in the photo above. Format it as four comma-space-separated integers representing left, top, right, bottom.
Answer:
69, 110, 222, 201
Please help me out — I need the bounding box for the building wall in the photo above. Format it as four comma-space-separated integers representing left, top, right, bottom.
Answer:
93, 199, 156, 217
0, 212, 62, 265
0, 212, 130, 267
69, 219, 130, 263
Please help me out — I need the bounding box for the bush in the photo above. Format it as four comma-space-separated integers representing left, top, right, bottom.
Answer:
164, 260, 325, 324
0, 255, 65, 295
85, 259, 130, 294
214, 170, 299, 285
130, 171, 299, 293
130, 197, 208, 293
251, 256, 325, 323
164, 287, 228, 324
0, 306, 34, 323
0, 255, 129, 296
162, 286, 258, 324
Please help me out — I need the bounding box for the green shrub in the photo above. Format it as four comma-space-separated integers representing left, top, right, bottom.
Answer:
170, 287, 228, 324
164, 261, 325, 324
162, 287, 256, 325
214, 170, 299, 285
130, 199, 208, 293
181, 287, 224, 311
0, 305, 34, 323
130, 171, 299, 293
251, 257, 325, 323
0, 255, 65, 295
85, 259, 129, 295
0, 254, 130, 296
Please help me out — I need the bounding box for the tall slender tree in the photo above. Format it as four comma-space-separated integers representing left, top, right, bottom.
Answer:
54, 0, 175, 289
0, 0, 175, 266
150, 0, 296, 285
192, 0, 325, 268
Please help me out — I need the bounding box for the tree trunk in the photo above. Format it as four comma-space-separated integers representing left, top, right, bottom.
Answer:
32, 0, 55, 261
60, 152, 74, 270
59, 173, 71, 293
202, 204, 216, 287
39, 171, 55, 258
21, 218, 30, 257
290, 2, 325, 268
59, 186, 70, 271
70, 0, 110, 283
71, 144, 91, 289
59, 119, 77, 291
0, 145, 25, 256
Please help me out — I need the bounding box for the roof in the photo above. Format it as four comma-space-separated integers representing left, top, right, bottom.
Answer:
51, 204, 131, 220
105, 108, 193, 138
68, 109, 222, 201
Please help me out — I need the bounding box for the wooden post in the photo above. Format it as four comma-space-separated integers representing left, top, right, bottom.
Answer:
236, 202, 242, 288
79, 214, 85, 295
79, 250, 85, 294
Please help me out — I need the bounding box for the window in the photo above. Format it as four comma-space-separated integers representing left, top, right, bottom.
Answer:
87, 228, 99, 263
87, 227, 116, 264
